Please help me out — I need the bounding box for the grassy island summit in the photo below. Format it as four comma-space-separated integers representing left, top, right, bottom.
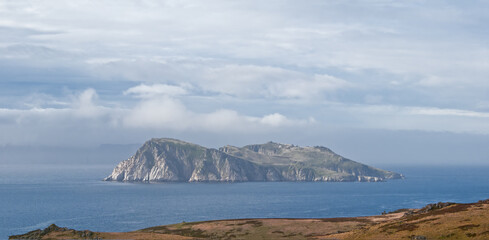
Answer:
104, 138, 402, 182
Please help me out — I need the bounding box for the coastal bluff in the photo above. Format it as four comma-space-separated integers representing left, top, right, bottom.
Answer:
10, 199, 489, 239
104, 138, 402, 182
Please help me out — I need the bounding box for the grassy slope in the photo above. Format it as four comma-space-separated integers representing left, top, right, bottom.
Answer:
224, 142, 399, 180
10, 199, 489, 240
329, 200, 489, 240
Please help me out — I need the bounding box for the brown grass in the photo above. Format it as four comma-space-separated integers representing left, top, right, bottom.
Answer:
10, 199, 489, 240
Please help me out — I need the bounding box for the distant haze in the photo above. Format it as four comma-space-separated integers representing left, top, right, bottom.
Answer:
0, 1, 487, 166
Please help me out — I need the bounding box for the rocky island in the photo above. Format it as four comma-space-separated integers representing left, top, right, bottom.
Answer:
104, 138, 402, 182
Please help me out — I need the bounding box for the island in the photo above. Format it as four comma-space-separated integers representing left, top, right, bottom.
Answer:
10, 199, 489, 239
104, 138, 402, 182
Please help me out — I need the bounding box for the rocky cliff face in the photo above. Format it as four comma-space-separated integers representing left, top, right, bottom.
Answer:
104, 138, 403, 182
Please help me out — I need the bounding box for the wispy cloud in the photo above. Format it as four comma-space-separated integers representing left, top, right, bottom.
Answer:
407, 107, 489, 118
124, 84, 188, 98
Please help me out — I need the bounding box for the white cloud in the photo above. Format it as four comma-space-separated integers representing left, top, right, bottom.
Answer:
336, 104, 489, 134
407, 107, 489, 118
72, 88, 105, 118
124, 84, 188, 98
259, 113, 288, 127
201, 65, 297, 97
0, 0, 488, 147
122, 96, 311, 131
200, 64, 351, 99
1, 1, 487, 107
0, 87, 488, 147
0, 88, 315, 145
85, 58, 123, 65
198, 109, 244, 131
1, 1, 487, 81
415, 75, 446, 87
122, 96, 189, 129
268, 74, 353, 99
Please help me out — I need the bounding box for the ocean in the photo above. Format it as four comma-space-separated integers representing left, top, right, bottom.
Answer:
1, 164, 489, 238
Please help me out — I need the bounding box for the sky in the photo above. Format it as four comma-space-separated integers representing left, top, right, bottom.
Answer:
0, 0, 488, 165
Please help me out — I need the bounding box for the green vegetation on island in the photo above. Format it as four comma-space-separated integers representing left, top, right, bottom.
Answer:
104, 138, 402, 182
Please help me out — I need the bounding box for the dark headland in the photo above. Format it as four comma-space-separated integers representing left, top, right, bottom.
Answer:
104, 138, 403, 182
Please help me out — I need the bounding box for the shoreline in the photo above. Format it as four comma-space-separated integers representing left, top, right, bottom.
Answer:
10, 199, 489, 239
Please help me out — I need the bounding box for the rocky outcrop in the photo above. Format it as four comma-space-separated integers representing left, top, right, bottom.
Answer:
104, 138, 403, 182
8, 224, 97, 240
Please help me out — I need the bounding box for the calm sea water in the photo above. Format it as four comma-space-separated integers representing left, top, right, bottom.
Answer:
1, 164, 489, 238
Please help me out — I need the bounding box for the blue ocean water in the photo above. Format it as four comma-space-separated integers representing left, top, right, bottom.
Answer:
1, 164, 489, 238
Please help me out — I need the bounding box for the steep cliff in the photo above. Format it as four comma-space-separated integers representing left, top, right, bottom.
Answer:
104, 138, 402, 182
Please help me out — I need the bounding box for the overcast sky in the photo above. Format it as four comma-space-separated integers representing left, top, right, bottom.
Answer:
0, 1, 488, 165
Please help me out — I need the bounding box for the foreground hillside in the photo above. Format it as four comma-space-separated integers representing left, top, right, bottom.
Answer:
10, 199, 489, 239
104, 138, 402, 182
